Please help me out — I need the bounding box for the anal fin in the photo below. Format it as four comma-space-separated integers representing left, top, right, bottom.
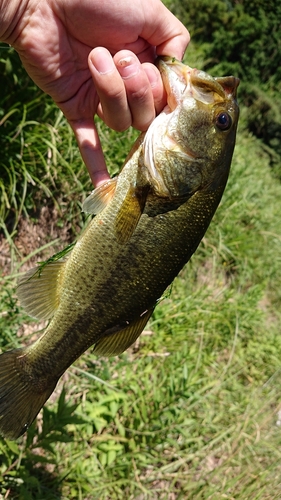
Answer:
93, 308, 154, 357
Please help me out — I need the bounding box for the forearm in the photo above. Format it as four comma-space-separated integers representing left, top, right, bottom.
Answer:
0, 0, 29, 44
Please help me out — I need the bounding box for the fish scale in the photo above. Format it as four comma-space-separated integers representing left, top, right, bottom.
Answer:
0, 57, 239, 439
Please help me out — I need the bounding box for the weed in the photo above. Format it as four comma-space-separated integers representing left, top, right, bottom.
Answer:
1, 34, 281, 500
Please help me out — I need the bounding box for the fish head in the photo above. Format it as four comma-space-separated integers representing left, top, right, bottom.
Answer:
143, 57, 239, 198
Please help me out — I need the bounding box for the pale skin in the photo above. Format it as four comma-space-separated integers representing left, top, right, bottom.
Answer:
0, 0, 190, 186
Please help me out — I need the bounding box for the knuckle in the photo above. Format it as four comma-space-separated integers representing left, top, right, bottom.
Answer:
130, 85, 150, 104
104, 111, 131, 132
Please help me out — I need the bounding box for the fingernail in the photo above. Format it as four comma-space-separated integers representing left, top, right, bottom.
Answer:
117, 56, 140, 79
90, 49, 115, 75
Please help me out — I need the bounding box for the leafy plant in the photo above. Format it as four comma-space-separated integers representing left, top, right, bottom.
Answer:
1, 4, 281, 497
168, 0, 281, 169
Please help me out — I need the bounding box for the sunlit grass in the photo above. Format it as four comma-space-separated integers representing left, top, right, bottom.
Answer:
1, 43, 281, 500
1, 115, 281, 498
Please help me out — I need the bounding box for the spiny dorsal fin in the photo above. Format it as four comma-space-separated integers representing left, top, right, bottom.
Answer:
82, 177, 118, 214
17, 260, 66, 320
93, 308, 154, 357
114, 184, 149, 244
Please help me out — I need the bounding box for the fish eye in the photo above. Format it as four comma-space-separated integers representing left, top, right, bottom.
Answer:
215, 112, 232, 131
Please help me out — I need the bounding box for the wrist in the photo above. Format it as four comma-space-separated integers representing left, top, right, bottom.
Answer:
0, 0, 29, 44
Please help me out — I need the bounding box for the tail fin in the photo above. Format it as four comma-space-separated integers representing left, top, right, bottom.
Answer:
0, 348, 57, 440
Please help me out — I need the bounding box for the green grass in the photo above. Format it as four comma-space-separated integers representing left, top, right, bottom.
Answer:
1, 125, 281, 499
1, 48, 281, 499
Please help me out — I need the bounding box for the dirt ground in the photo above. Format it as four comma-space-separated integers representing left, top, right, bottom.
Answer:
0, 204, 80, 276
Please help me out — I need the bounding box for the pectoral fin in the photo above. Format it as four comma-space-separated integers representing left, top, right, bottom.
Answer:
93, 308, 154, 357
114, 184, 149, 244
82, 177, 118, 214
17, 261, 66, 320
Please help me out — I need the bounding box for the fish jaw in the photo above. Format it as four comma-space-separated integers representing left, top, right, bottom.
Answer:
157, 57, 194, 111
142, 60, 204, 199
157, 57, 240, 107
142, 57, 239, 199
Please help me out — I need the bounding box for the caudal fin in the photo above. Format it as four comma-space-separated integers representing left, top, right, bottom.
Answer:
0, 348, 57, 440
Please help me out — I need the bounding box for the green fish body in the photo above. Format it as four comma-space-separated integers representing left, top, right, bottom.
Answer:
0, 58, 239, 439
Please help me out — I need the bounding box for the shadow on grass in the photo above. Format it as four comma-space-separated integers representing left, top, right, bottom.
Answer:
3, 466, 63, 500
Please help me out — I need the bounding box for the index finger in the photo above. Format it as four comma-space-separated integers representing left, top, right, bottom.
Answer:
70, 118, 110, 187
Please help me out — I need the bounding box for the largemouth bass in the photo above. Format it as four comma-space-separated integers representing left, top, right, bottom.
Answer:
0, 58, 239, 440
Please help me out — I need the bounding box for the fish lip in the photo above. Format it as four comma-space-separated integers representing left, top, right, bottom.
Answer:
156, 56, 240, 104
154, 57, 199, 162
156, 57, 207, 112
157, 57, 211, 103
156, 57, 193, 109
156, 56, 192, 73
155, 57, 198, 160
157, 57, 194, 81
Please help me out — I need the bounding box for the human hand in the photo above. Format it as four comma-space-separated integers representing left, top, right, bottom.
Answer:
1, 0, 189, 186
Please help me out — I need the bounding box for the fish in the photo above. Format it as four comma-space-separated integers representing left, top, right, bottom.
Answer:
0, 57, 239, 440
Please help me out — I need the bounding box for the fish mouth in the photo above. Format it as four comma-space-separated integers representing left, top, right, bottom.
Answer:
143, 58, 239, 198
142, 58, 199, 198
156, 57, 239, 109
155, 57, 198, 160
156, 57, 193, 111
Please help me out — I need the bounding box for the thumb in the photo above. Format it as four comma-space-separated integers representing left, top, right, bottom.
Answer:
141, 3, 190, 60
